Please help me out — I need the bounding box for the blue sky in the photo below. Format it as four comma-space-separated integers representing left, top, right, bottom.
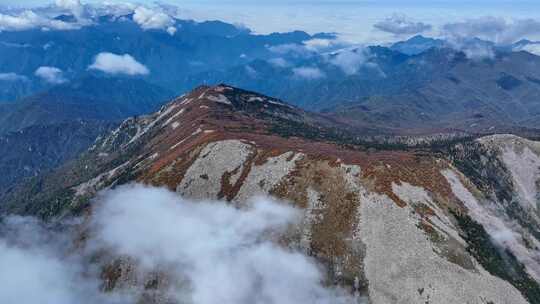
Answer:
1, 0, 539, 43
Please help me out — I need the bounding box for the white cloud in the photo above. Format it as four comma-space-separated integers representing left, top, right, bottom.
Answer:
55, 0, 86, 20
90, 2, 137, 19
245, 65, 258, 78
87, 184, 355, 304
0, 184, 357, 304
268, 39, 346, 58
166, 26, 177, 35
268, 43, 314, 58
374, 14, 432, 35
35, 66, 67, 84
446, 38, 496, 60
268, 57, 290, 68
0, 72, 27, 81
0, 10, 79, 31
303, 38, 347, 53
329, 49, 369, 75
518, 44, 540, 56
0, 216, 126, 304
442, 17, 540, 45
133, 6, 176, 35
292, 66, 326, 80
55, 0, 81, 9
88, 52, 149, 76
462, 43, 495, 60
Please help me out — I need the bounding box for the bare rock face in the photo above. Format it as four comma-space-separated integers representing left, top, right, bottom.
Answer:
4, 85, 540, 304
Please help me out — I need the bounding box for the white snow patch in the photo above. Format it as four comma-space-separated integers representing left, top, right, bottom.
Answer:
181, 98, 193, 105
214, 86, 233, 93
128, 105, 177, 144
170, 138, 188, 151
206, 94, 232, 105
162, 108, 184, 127
74, 161, 130, 197
246, 95, 290, 107
248, 96, 265, 102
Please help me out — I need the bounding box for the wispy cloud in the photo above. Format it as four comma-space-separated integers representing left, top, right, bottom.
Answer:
268, 43, 315, 58
268, 57, 291, 68
0, 184, 357, 304
515, 44, 540, 56
442, 16, 540, 44
328, 48, 370, 75
292, 66, 326, 80
0, 10, 79, 31
0, 72, 27, 81
374, 14, 432, 35
35, 66, 67, 84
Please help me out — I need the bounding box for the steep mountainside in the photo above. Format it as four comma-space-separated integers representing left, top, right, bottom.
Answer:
3, 85, 540, 304
0, 76, 173, 135
0, 76, 170, 190
0, 120, 114, 193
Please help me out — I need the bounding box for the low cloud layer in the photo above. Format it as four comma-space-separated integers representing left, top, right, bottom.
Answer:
35, 66, 67, 84
0, 217, 122, 304
268, 43, 315, 58
55, 0, 87, 21
446, 39, 496, 60
292, 66, 326, 80
517, 44, 540, 56
0, 10, 79, 31
328, 49, 370, 75
89, 52, 149, 76
374, 14, 432, 35
133, 6, 177, 35
0, 72, 27, 81
442, 16, 540, 45
0, 184, 356, 304
268, 57, 290, 68
0, 2, 176, 34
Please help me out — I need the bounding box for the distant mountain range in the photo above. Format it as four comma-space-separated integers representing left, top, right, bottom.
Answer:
0, 12, 329, 101
2, 12, 540, 135
184, 45, 540, 133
